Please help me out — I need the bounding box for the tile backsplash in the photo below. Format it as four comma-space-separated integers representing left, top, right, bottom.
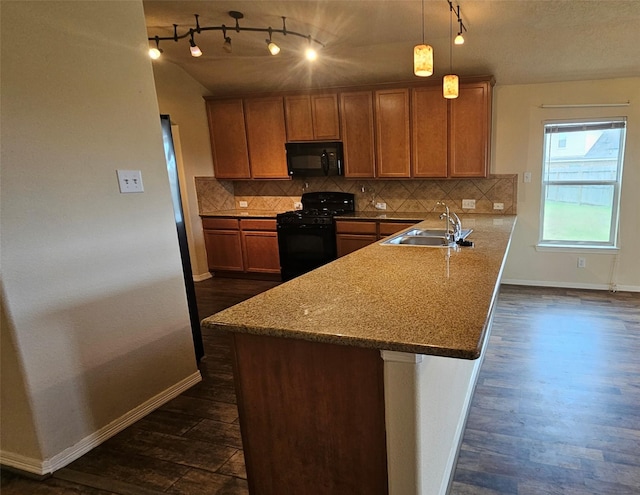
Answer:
195, 175, 517, 215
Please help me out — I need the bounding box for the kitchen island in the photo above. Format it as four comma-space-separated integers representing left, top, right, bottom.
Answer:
202, 213, 516, 495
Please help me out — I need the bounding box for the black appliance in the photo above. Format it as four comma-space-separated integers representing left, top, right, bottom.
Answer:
160, 115, 204, 361
277, 191, 355, 281
285, 141, 343, 177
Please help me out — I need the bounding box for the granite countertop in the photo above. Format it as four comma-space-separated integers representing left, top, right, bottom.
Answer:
338, 211, 429, 221
202, 214, 517, 359
200, 210, 431, 221
200, 209, 281, 218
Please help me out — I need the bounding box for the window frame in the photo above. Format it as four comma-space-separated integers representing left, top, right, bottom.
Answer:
538, 117, 626, 249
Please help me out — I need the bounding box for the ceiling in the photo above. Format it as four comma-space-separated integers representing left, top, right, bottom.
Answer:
143, 0, 640, 96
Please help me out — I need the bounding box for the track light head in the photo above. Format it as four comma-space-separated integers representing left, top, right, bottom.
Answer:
149, 37, 163, 59
454, 33, 465, 45
223, 36, 232, 53
266, 39, 280, 55
189, 32, 202, 57
305, 46, 317, 61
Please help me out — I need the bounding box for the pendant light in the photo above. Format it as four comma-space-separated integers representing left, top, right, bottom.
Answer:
443, 4, 459, 99
414, 0, 433, 77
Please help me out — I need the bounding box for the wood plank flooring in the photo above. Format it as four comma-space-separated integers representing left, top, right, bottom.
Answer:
1, 281, 638, 494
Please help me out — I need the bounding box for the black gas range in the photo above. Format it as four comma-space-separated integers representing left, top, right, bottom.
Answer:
276, 192, 355, 281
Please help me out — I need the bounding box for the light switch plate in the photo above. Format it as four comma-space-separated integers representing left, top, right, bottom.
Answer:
493, 202, 504, 210
524, 172, 532, 183
239, 201, 248, 208
462, 199, 476, 209
117, 170, 144, 193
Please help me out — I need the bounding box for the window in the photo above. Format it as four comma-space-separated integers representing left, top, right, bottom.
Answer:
540, 119, 626, 248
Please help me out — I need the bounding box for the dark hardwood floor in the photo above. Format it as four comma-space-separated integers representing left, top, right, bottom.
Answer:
1, 281, 638, 494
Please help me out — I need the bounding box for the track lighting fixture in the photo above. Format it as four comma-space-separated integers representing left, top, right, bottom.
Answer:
223, 36, 232, 53
149, 36, 163, 59
413, 0, 433, 77
189, 32, 202, 57
443, 1, 459, 99
449, 1, 467, 45
148, 11, 324, 60
266, 28, 280, 55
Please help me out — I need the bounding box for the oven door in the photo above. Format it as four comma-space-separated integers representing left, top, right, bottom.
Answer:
277, 223, 337, 281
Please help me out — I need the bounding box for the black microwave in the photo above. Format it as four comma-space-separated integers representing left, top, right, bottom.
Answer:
285, 142, 343, 177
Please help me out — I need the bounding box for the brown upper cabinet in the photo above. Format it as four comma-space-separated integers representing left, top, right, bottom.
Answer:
205, 77, 493, 181
284, 94, 340, 141
375, 89, 411, 178
206, 99, 251, 179
244, 97, 289, 179
449, 81, 492, 178
340, 91, 376, 178
411, 86, 448, 178
205, 96, 288, 179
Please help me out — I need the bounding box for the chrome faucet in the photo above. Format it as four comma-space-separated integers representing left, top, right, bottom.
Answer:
437, 201, 461, 242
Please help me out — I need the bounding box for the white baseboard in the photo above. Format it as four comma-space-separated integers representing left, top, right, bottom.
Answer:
193, 272, 212, 282
0, 371, 202, 476
501, 278, 640, 293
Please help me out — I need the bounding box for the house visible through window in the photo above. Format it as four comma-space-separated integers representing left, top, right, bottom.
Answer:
540, 118, 626, 247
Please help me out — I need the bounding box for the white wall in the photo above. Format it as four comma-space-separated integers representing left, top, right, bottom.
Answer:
151, 61, 215, 280
494, 78, 640, 291
0, 0, 200, 472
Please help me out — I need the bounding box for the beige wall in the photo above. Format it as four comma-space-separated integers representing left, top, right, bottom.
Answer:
1, 0, 199, 471
151, 61, 215, 280
493, 78, 639, 291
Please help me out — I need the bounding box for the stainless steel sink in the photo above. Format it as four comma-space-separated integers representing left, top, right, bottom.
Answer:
403, 228, 473, 239
380, 227, 473, 247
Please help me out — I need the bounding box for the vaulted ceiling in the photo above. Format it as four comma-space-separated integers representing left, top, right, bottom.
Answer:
143, 1, 640, 95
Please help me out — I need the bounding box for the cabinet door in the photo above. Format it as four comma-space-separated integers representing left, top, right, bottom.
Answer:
311, 94, 340, 140
284, 94, 339, 141
204, 229, 244, 272
242, 231, 281, 273
206, 99, 251, 179
340, 91, 376, 177
411, 87, 448, 178
375, 89, 411, 178
336, 234, 378, 257
284, 96, 314, 141
244, 97, 289, 179
449, 81, 491, 178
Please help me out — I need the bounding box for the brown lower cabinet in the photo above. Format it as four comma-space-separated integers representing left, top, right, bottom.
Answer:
202, 217, 280, 276
232, 333, 388, 495
336, 219, 419, 257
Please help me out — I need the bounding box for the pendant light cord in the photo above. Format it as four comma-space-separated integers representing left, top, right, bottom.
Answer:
449, 6, 453, 72
421, 0, 425, 44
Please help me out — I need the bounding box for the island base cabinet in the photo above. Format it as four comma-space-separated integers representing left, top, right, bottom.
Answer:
231, 333, 388, 495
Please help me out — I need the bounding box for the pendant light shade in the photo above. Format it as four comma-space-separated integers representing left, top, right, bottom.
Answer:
443, 74, 459, 99
414, 44, 433, 77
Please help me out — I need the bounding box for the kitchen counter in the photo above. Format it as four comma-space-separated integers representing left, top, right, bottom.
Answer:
337, 210, 428, 221
201, 213, 516, 495
202, 213, 516, 359
200, 209, 281, 218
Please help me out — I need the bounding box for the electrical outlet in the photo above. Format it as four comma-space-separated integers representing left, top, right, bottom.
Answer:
117, 170, 144, 193
578, 257, 586, 268
462, 199, 476, 209
375, 202, 387, 210
239, 200, 248, 208
524, 172, 532, 183
493, 202, 504, 210
294, 201, 303, 210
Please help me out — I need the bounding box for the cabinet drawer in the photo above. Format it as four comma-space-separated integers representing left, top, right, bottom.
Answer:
240, 218, 277, 231
379, 222, 418, 236
336, 221, 377, 235
202, 217, 239, 230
